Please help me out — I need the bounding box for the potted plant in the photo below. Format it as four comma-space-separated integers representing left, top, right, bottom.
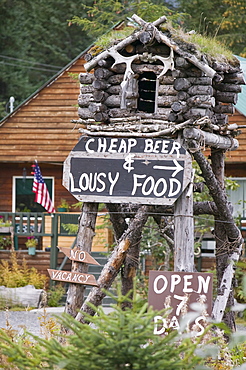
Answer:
25, 236, 38, 255
57, 198, 70, 212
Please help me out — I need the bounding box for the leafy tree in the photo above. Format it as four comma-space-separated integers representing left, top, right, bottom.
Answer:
69, 0, 184, 38
0, 0, 94, 120
175, 0, 246, 56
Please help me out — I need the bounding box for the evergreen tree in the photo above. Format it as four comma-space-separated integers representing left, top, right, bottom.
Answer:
0, 0, 94, 119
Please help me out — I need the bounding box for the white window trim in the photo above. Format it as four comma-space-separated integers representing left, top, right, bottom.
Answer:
12, 176, 55, 213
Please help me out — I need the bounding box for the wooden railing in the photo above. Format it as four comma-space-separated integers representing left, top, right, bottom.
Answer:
0, 212, 78, 270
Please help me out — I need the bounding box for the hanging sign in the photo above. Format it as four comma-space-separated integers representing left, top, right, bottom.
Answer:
148, 271, 213, 336
63, 136, 192, 205
58, 246, 100, 265
48, 269, 98, 286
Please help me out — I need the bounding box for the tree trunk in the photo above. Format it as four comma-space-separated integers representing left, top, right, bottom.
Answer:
64, 202, 98, 318
211, 149, 236, 331
76, 205, 151, 322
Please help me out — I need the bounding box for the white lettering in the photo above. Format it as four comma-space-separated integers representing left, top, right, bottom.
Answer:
79, 251, 86, 262
118, 139, 127, 153
108, 138, 118, 153
168, 178, 181, 197
69, 173, 81, 192
79, 173, 89, 191
96, 173, 106, 192
144, 139, 153, 153
62, 272, 67, 280
169, 141, 181, 158
98, 138, 107, 152
161, 140, 170, 154
154, 316, 167, 335
183, 275, 193, 293
51, 270, 59, 279
194, 316, 206, 336
153, 275, 168, 294
142, 176, 155, 196
197, 276, 211, 294
132, 174, 146, 195
108, 172, 119, 195
78, 274, 90, 283
85, 138, 95, 153
153, 178, 167, 197
170, 274, 181, 293
174, 295, 188, 316
153, 140, 162, 153
128, 138, 137, 152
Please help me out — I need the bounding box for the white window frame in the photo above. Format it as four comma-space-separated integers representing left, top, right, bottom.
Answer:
12, 176, 55, 212
226, 177, 246, 218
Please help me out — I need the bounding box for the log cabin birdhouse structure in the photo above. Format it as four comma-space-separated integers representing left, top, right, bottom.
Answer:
78, 14, 244, 147
65, 14, 245, 326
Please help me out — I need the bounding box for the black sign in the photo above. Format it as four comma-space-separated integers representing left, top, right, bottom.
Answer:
63, 136, 192, 205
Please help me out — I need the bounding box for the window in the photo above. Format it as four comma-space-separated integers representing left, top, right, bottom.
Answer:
226, 177, 246, 218
12, 176, 54, 212
137, 71, 157, 113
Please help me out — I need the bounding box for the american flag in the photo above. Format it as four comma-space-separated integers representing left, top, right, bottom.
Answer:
32, 162, 55, 213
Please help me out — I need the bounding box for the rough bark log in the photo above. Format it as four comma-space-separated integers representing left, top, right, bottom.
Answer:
215, 91, 238, 104
80, 85, 94, 94
156, 107, 172, 118
79, 73, 94, 84
64, 203, 98, 318
188, 85, 213, 96
76, 205, 152, 321
171, 101, 186, 113
174, 78, 191, 91
78, 107, 94, 119
94, 112, 109, 122
175, 57, 191, 69
92, 79, 110, 90
213, 83, 242, 93
104, 95, 121, 107
94, 67, 114, 80
214, 113, 229, 126
107, 74, 124, 85
106, 85, 121, 94
78, 94, 94, 107
158, 85, 177, 96
157, 95, 178, 107
211, 149, 238, 330
187, 77, 213, 85
189, 142, 241, 242
183, 108, 212, 120
193, 201, 218, 215
187, 95, 215, 108
183, 127, 238, 150
88, 103, 107, 113
131, 14, 218, 80
177, 91, 190, 101
222, 72, 245, 84
174, 184, 195, 272
98, 57, 114, 68
213, 104, 235, 114
93, 90, 109, 102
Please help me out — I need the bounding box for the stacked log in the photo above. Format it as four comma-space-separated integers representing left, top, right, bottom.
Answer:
78, 46, 244, 132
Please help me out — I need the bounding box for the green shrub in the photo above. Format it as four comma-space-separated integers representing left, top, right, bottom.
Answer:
0, 252, 47, 289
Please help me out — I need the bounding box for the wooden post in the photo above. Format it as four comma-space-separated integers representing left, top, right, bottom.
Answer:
174, 184, 195, 271
64, 202, 98, 318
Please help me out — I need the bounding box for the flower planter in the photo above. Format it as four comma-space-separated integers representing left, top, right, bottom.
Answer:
28, 246, 36, 255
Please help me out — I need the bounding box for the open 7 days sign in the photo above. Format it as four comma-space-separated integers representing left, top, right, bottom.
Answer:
63, 136, 192, 205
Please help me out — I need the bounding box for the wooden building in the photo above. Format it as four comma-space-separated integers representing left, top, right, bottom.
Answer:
0, 16, 245, 263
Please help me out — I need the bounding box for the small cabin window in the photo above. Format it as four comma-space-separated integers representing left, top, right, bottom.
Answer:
13, 176, 54, 212
137, 72, 157, 113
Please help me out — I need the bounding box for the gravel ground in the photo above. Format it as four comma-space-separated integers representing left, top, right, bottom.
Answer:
0, 307, 245, 339
0, 307, 64, 337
